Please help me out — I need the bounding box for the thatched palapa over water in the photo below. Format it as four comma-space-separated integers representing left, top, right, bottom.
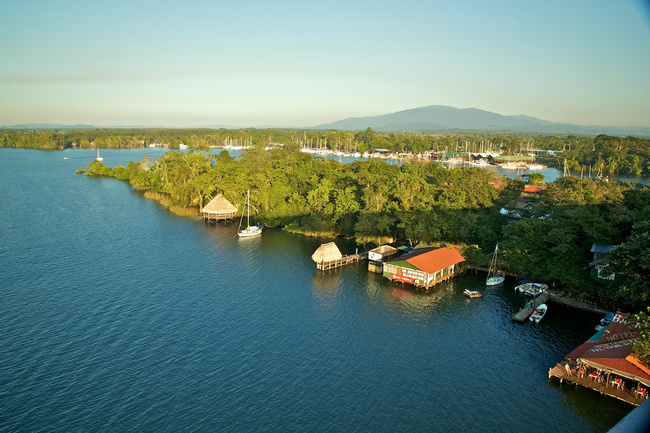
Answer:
202, 194, 238, 221
311, 242, 343, 263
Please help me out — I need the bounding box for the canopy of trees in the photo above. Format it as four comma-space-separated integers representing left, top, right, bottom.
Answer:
6, 126, 648, 311
75, 139, 650, 312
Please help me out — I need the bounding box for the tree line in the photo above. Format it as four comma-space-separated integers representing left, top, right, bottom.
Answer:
79, 141, 650, 313
4, 127, 650, 176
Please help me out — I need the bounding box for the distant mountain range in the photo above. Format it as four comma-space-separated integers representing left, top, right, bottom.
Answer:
4, 106, 649, 137
312, 105, 650, 137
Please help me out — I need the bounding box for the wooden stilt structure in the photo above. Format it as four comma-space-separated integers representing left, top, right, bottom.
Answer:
548, 361, 647, 406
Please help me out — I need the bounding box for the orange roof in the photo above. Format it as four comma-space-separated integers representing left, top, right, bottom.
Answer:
522, 185, 546, 194
406, 247, 465, 274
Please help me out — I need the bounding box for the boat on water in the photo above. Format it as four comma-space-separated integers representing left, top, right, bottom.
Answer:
499, 162, 522, 170
595, 312, 615, 330
95, 147, 103, 162
237, 190, 262, 237
530, 304, 548, 323
486, 244, 505, 286
470, 159, 490, 167
463, 289, 483, 299
514, 282, 548, 297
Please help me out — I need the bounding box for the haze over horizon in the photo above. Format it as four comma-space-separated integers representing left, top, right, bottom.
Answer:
2, 1, 649, 128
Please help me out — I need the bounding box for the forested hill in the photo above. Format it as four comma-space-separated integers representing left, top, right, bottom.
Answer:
313, 105, 650, 137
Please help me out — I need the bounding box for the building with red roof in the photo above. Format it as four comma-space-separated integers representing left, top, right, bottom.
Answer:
549, 312, 650, 405
522, 184, 547, 196
382, 247, 465, 289
565, 312, 650, 386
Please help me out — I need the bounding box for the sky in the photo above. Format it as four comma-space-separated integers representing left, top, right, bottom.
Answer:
1, 0, 649, 128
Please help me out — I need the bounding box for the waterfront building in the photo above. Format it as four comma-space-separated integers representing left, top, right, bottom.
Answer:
549, 312, 650, 405
367, 245, 399, 273
382, 246, 465, 289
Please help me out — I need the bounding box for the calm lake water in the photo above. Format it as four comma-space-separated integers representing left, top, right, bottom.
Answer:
0, 148, 634, 432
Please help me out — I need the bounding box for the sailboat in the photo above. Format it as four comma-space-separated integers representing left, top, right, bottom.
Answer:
486, 243, 505, 286
237, 190, 262, 237
95, 146, 103, 162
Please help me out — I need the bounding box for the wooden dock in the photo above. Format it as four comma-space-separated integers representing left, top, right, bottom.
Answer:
548, 361, 646, 406
546, 291, 610, 314
512, 292, 549, 322
316, 253, 367, 271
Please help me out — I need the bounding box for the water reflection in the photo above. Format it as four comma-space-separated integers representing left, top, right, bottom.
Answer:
311, 270, 344, 297
388, 280, 455, 314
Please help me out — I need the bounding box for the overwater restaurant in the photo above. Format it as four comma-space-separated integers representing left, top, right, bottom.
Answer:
549, 312, 650, 405
382, 246, 465, 289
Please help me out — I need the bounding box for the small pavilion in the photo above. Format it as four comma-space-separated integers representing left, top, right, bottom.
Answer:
202, 194, 238, 222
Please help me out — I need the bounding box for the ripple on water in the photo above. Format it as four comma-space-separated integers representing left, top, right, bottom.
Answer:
0, 149, 632, 433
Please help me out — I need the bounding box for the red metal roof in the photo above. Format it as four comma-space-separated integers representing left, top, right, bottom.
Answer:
565, 312, 650, 382
405, 247, 465, 274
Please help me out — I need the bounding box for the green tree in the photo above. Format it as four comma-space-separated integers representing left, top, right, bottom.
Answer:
605, 221, 650, 310
628, 307, 650, 364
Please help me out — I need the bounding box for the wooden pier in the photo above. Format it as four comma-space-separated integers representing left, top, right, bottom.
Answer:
548, 361, 647, 406
316, 253, 367, 271
546, 291, 610, 314
512, 292, 549, 322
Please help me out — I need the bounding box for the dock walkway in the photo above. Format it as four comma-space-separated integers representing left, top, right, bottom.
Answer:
546, 291, 610, 314
512, 292, 549, 322
316, 253, 367, 271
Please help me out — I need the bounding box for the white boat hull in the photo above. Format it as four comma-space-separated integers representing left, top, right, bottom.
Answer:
530, 304, 548, 322
486, 276, 505, 286
238, 226, 262, 237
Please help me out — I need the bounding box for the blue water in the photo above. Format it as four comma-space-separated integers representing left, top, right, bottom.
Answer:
0, 148, 633, 432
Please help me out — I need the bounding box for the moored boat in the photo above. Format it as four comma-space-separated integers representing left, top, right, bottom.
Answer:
595, 311, 615, 330
486, 244, 505, 286
463, 289, 483, 299
238, 190, 262, 237
530, 304, 548, 323
514, 282, 548, 296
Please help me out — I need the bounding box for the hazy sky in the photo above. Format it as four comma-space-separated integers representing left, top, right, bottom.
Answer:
1, 0, 649, 127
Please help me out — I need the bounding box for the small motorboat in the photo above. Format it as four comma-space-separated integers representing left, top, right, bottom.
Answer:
515, 282, 548, 296
530, 304, 548, 323
463, 289, 483, 299
600, 312, 614, 326
595, 312, 615, 330
524, 283, 548, 297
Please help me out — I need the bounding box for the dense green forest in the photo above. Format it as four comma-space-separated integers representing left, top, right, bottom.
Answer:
4, 127, 648, 311
3, 127, 650, 176
75, 140, 650, 312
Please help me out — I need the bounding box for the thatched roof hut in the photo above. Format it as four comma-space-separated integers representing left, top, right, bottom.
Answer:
311, 242, 343, 263
202, 194, 238, 221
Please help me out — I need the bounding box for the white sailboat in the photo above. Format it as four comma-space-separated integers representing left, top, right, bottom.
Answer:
486, 243, 505, 286
238, 190, 262, 237
95, 146, 103, 162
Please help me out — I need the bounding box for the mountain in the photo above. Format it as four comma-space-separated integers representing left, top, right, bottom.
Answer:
312, 105, 650, 137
